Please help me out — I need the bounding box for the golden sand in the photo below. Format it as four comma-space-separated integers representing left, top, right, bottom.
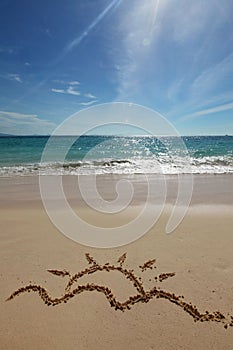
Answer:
0, 175, 233, 349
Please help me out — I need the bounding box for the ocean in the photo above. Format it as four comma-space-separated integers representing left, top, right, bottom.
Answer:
0, 135, 232, 176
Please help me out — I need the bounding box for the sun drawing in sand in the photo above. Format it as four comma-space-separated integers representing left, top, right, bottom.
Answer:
6, 253, 233, 329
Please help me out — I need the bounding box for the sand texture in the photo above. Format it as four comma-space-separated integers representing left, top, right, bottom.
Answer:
0, 174, 233, 349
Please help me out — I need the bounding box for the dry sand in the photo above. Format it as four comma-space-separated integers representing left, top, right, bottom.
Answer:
0, 174, 233, 349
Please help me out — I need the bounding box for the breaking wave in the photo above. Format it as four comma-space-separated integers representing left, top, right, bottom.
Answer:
1, 155, 233, 177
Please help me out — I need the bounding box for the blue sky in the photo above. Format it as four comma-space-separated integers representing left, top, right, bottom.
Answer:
0, 0, 233, 135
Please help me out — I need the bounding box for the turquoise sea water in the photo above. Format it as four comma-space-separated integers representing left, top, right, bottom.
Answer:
0, 135, 232, 176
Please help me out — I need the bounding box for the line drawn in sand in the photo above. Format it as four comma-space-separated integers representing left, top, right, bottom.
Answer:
6, 253, 233, 329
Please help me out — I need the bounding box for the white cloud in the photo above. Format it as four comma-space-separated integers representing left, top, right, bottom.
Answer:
0, 111, 37, 119
51, 81, 96, 102
175, 1, 232, 44
69, 81, 80, 85
115, 0, 232, 103
190, 52, 233, 97
51, 86, 80, 96
84, 93, 96, 99
115, 0, 163, 99
51, 88, 66, 94
8, 73, 22, 83
167, 2, 215, 43
51, 79, 81, 96
79, 100, 98, 106
180, 102, 233, 121
0, 111, 56, 135
53, 79, 80, 85
67, 86, 80, 96
63, 0, 122, 56
167, 51, 233, 119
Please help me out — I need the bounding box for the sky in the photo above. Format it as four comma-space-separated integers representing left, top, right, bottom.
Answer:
0, 0, 233, 135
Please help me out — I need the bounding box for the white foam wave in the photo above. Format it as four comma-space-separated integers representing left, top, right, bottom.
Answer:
0, 155, 233, 177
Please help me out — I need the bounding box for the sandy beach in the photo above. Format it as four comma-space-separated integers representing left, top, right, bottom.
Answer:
1, 0, 233, 347
0, 174, 233, 349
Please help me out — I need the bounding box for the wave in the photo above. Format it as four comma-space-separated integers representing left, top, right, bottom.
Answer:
0, 156, 233, 177
62, 159, 133, 168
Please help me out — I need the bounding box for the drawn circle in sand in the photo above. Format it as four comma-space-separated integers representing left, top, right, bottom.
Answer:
39, 102, 193, 247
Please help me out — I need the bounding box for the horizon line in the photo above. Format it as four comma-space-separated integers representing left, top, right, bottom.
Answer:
0, 133, 232, 137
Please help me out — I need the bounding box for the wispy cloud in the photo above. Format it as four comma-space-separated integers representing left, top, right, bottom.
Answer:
115, 0, 162, 99
84, 93, 96, 99
53, 79, 80, 85
167, 1, 218, 43
0, 110, 56, 135
180, 102, 233, 121
69, 81, 80, 86
51, 88, 65, 94
63, 0, 122, 55
50, 0, 122, 67
167, 51, 233, 119
8, 73, 22, 83
51, 82, 97, 100
0, 111, 37, 119
0, 46, 17, 54
115, 0, 232, 106
190, 52, 233, 97
79, 100, 98, 106
67, 86, 80, 96
51, 86, 80, 96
